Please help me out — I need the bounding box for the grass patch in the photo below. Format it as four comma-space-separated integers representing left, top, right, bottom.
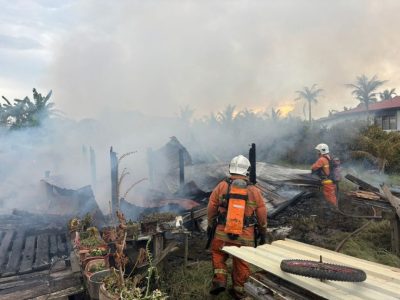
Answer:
161, 260, 261, 300
332, 221, 400, 267
160, 261, 231, 300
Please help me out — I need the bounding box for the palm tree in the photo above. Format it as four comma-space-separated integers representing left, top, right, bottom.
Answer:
346, 75, 386, 122
352, 126, 400, 173
379, 88, 396, 101
217, 104, 236, 127
295, 84, 323, 122
178, 105, 195, 124
1, 88, 54, 129
270, 107, 281, 121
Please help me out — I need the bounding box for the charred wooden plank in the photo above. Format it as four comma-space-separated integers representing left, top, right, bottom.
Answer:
19, 236, 36, 274
57, 235, 66, 254
3, 231, 25, 276
0, 231, 15, 271
351, 198, 393, 211
33, 234, 49, 270
49, 235, 57, 257
346, 190, 382, 201
0, 269, 82, 300
345, 174, 380, 193
268, 191, 310, 218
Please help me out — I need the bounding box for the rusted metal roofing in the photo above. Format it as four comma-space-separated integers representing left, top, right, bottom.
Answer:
223, 239, 400, 300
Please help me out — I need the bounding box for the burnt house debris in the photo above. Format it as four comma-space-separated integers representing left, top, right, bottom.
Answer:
0, 211, 82, 299
344, 173, 400, 255
2, 137, 400, 299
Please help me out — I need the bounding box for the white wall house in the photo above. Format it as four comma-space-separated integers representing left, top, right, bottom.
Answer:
317, 96, 400, 131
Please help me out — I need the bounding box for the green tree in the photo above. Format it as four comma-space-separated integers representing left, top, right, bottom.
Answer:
346, 75, 386, 121
352, 126, 400, 173
379, 88, 396, 101
1, 88, 54, 129
295, 84, 323, 123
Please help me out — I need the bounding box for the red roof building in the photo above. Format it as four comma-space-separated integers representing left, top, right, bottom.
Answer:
317, 96, 400, 131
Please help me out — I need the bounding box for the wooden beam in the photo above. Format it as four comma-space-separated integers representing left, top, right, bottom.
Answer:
19, 235, 36, 274
345, 174, 380, 193
3, 231, 25, 276
49, 235, 58, 257
0, 231, 15, 271
381, 184, 400, 219
33, 234, 49, 270
390, 216, 400, 256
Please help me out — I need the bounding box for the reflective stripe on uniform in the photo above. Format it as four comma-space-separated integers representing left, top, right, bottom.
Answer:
215, 231, 255, 247
322, 179, 333, 184
247, 201, 257, 208
233, 285, 244, 292
214, 268, 227, 275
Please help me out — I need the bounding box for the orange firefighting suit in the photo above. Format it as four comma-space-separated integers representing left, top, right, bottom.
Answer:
207, 175, 267, 294
311, 154, 337, 206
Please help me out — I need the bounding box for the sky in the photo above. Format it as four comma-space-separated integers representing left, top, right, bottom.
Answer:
1, 0, 400, 120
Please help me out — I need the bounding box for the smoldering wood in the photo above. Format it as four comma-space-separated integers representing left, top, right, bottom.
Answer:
39, 180, 106, 227
345, 174, 380, 193
268, 191, 313, 218
164, 162, 318, 194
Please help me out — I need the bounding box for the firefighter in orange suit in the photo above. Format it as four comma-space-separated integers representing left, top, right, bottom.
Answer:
207, 155, 267, 299
311, 143, 338, 206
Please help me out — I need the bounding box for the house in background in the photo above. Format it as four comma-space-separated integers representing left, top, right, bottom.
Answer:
317, 96, 400, 131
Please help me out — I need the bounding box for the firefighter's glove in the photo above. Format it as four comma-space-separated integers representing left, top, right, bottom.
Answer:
258, 233, 266, 246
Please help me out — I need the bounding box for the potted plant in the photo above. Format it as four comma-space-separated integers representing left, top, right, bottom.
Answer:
84, 258, 110, 299
99, 211, 167, 300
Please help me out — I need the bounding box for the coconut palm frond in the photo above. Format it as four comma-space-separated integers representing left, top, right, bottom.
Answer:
351, 150, 378, 164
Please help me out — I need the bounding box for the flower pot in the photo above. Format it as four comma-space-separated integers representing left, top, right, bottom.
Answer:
99, 282, 119, 300
87, 270, 111, 300
84, 258, 108, 277
78, 249, 90, 262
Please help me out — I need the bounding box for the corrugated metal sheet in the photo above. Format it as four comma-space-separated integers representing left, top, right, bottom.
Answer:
223, 239, 400, 300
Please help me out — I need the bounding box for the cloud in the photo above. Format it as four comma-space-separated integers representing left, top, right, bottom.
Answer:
0, 34, 42, 50
2, 0, 400, 119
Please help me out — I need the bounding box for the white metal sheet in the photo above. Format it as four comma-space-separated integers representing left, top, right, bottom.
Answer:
223, 239, 400, 300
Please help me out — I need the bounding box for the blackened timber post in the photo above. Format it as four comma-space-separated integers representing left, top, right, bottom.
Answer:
90, 146, 96, 192
147, 148, 154, 187
110, 147, 118, 215
249, 143, 257, 184
179, 149, 185, 187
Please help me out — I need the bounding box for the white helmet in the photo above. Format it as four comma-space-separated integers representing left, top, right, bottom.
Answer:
229, 155, 251, 176
315, 143, 329, 154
